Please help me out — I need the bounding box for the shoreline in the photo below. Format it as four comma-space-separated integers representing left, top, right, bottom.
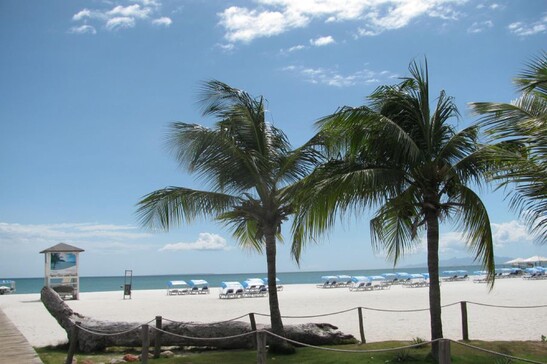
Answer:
1, 279, 546, 348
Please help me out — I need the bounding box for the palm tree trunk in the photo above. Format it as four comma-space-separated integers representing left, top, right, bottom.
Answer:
264, 226, 294, 354
264, 227, 284, 336
426, 212, 443, 360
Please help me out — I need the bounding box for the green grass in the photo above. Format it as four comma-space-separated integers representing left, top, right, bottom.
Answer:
36, 341, 547, 364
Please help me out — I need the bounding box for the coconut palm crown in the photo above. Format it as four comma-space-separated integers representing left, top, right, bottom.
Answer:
471, 52, 547, 242
293, 60, 495, 358
137, 80, 320, 351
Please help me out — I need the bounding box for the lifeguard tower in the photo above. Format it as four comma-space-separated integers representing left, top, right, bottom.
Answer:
40, 243, 84, 300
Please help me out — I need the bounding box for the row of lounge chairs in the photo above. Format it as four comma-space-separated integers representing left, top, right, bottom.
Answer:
349, 276, 391, 291
167, 280, 209, 295
441, 270, 469, 282
218, 278, 283, 299
522, 267, 546, 280
318, 273, 431, 291
473, 267, 546, 283
316, 275, 352, 288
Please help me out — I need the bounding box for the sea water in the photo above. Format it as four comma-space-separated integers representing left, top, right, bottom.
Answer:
2, 265, 483, 294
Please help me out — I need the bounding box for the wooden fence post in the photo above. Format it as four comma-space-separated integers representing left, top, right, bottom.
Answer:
256, 331, 267, 364
438, 339, 451, 364
154, 316, 162, 358
460, 301, 469, 341
249, 313, 257, 348
65, 321, 80, 364
141, 324, 149, 364
357, 307, 366, 344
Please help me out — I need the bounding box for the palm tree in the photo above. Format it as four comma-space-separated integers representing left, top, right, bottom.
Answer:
137, 80, 320, 353
470, 53, 547, 242
293, 60, 495, 359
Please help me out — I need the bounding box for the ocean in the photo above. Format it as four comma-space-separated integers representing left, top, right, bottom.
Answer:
3, 265, 483, 294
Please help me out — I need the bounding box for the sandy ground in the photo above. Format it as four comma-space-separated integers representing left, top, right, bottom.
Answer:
1, 278, 546, 348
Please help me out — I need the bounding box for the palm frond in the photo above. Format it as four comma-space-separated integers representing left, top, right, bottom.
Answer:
450, 186, 496, 284
137, 187, 241, 230
217, 210, 264, 253
370, 189, 421, 265
514, 52, 547, 95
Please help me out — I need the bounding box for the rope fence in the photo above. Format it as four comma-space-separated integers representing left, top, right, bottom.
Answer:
64, 301, 547, 364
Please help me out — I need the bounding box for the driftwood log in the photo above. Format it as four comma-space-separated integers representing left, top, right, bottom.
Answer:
41, 286, 356, 352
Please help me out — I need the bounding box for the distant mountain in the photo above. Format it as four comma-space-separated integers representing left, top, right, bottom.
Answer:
402, 256, 514, 269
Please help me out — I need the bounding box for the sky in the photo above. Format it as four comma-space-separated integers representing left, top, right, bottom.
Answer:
1, 0, 546, 278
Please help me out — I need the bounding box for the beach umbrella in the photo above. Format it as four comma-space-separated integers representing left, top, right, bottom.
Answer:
220, 281, 243, 289
351, 276, 370, 283
523, 256, 547, 265
321, 275, 338, 281
337, 275, 352, 280
189, 279, 208, 287
396, 272, 410, 279
167, 280, 188, 287
369, 275, 386, 281
410, 274, 424, 279
504, 257, 527, 265
263, 277, 280, 283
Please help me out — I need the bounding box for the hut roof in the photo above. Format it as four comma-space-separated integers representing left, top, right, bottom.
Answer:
40, 243, 84, 253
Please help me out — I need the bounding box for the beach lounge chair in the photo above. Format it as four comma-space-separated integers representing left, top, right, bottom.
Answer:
0, 280, 15, 295
349, 276, 369, 291
318, 276, 338, 288
441, 271, 457, 282
337, 275, 352, 287
243, 278, 265, 297
189, 279, 209, 294
219, 282, 243, 299
382, 273, 397, 284
369, 276, 388, 290
403, 274, 426, 288
167, 280, 189, 295
395, 272, 410, 284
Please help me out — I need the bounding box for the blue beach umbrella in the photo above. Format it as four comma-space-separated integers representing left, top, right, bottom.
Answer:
351, 276, 370, 283
189, 279, 208, 287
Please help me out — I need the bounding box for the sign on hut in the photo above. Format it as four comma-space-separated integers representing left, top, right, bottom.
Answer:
40, 243, 84, 300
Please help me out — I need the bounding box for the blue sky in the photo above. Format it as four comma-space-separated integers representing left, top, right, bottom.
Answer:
1, 0, 546, 278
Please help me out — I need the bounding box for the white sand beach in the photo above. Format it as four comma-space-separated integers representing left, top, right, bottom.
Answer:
1, 278, 546, 348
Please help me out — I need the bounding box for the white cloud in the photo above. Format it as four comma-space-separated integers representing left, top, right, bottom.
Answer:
106, 17, 136, 31
72, 9, 95, 21
288, 44, 306, 52
280, 45, 307, 55
107, 4, 151, 19
152, 17, 172, 26
283, 64, 396, 87
467, 20, 493, 33
310, 35, 335, 46
69, 25, 97, 35
216, 43, 235, 52
70, 0, 170, 34
491, 220, 535, 246
219, 6, 309, 43
159, 233, 230, 252
508, 15, 547, 36
219, 0, 468, 43
0, 222, 152, 249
